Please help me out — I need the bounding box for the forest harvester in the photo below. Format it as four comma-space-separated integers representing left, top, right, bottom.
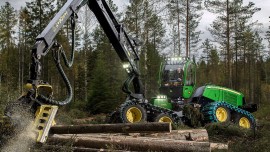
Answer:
110, 57, 257, 129
3, 0, 257, 144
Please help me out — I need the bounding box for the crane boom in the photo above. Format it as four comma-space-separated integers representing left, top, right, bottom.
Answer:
5, 0, 145, 143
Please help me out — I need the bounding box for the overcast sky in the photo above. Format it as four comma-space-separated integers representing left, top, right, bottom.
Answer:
0, 0, 269, 46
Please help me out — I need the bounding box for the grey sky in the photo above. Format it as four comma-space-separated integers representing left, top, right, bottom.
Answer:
1, 0, 268, 24
1, 0, 268, 26
0, 0, 269, 47
0, 0, 31, 10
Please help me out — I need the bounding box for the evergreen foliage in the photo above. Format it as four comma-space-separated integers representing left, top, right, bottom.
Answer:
0, 0, 268, 124
0, 1, 269, 150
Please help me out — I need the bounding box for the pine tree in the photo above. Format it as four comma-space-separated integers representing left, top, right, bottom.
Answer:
0, 2, 18, 92
0, 2, 17, 50
26, 0, 56, 82
125, 0, 164, 98
167, 0, 202, 57
181, 0, 203, 58
18, 7, 33, 93
201, 39, 221, 84
167, 0, 183, 56
205, 0, 260, 88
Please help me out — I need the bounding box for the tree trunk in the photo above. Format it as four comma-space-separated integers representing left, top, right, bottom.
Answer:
38, 145, 130, 152
47, 135, 211, 152
226, 0, 232, 88
186, 0, 189, 58
139, 129, 208, 142
70, 129, 208, 142
177, 0, 181, 56
49, 123, 171, 134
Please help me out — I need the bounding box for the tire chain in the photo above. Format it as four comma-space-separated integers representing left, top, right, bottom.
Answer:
201, 101, 256, 127
119, 100, 182, 125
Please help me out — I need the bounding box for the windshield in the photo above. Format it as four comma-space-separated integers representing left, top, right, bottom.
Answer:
192, 86, 205, 98
163, 64, 184, 82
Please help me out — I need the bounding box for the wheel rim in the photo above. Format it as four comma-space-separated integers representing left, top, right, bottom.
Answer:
216, 107, 228, 122
158, 116, 173, 123
126, 107, 142, 123
239, 117, 251, 129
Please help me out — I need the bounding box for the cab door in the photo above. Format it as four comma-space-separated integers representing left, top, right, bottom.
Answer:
183, 61, 196, 99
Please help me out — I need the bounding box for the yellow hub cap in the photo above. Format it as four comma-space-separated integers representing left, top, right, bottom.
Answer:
216, 107, 228, 122
158, 116, 173, 123
126, 107, 142, 123
239, 117, 251, 129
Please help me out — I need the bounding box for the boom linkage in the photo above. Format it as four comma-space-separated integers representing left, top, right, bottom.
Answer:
30, 0, 82, 82
7, 0, 146, 143
87, 0, 144, 97
29, 0, 144, 101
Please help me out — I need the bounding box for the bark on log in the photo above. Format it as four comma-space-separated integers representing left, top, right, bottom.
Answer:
63, 129, 208, 142
210, 143, 228, 150
49, 123, 171, 134
138, 129, 209, 141
40, 145, 134, 152
47, 135, 211, 152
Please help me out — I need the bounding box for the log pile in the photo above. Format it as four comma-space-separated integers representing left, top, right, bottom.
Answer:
46, 123, 228, 152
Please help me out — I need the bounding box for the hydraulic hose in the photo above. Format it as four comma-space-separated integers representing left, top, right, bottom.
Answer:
37, 65, 72, 106
61, 13, 76, 68
122, 74, 135, 94
37, 14, 76, 106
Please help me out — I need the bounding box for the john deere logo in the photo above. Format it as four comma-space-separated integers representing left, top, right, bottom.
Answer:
53, 11, 68, 32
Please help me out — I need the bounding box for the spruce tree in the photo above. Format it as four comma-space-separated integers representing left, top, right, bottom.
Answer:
87, 1, 126, 114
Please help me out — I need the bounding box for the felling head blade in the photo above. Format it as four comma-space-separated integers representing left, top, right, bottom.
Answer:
34, 105, 58, 143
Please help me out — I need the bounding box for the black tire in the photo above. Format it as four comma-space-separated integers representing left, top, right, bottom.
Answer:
121, 104, 147, 123
215, 105, 231, 123
154, 113, 174, 123
234, 114, 254, 129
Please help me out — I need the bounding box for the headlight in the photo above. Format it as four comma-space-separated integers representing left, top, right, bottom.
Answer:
157, 95, 167, 99
123, 63, 130, 69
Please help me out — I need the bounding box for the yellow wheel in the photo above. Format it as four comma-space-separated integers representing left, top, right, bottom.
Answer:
126, 107, 142, 123
235, 115, 253, 129
154, 113, 173, 123
239, 117, 250, 129
122, 104, 146, 123
158, 116, 173, 123
215, 106, 230, 122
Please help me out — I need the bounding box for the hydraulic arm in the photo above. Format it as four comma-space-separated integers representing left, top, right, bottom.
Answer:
5, 0, 145, 143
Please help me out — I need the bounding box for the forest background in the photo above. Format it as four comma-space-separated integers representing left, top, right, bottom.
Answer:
0, 0, 269, 128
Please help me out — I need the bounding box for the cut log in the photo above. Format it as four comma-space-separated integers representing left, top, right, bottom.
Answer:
138, 129, 209, 141
47, 135, 211, 152
40, 145, 133, 152
210, 143, 228, 150
62, 129, 208, 142
49, 123, 171, 134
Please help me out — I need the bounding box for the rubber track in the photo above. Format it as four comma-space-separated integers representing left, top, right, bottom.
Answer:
119, 100, 182, 124
201, 101, 256, 126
